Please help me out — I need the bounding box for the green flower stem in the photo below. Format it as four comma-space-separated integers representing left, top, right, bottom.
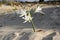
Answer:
31, 20, 36, 32
28, 11, 36, 32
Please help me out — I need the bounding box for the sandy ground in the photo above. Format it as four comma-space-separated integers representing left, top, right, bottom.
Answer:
0, 28, 59, 40
0, 4, 60, 40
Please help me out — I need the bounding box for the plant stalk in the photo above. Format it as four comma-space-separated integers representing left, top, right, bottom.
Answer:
31, 20, 36, 32
28, 11, 36, 32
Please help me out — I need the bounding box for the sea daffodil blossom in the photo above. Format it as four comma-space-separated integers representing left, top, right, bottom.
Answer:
19, 9, 33, 23
19, 9, 35, 32
35, 6, 45, 14
19, 9, 27, 17
22, 12, 33, 23
35, 6, 42, 12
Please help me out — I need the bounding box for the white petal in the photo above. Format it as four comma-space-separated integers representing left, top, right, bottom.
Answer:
19, 14, 25, 17
22, 17, 25, 19
29, 20, 31, 22
39, 11, 45, 14
23, 21, 27, 23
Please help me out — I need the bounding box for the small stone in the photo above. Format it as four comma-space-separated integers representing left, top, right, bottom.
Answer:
37, 30, 43, 32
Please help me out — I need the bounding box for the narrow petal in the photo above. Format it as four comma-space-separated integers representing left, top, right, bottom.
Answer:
19, 14, 24, 17
23, 21, 27, 23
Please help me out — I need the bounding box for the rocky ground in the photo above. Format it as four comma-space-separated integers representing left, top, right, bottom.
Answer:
0, 4, 60, 40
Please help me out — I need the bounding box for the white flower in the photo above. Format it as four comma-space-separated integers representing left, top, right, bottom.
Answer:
19, 9, 27, 17
19, 9, 33, 23
35, 6, 45, 14
35, 6, 42, 12
22, 13, 32, 23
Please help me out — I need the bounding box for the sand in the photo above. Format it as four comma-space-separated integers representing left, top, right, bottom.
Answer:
0, 4, 60, 40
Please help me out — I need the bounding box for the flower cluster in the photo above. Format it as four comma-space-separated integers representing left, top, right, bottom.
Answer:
18, 6, 44, 32
18, 6, 44, 23
19, 9, 33, 23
